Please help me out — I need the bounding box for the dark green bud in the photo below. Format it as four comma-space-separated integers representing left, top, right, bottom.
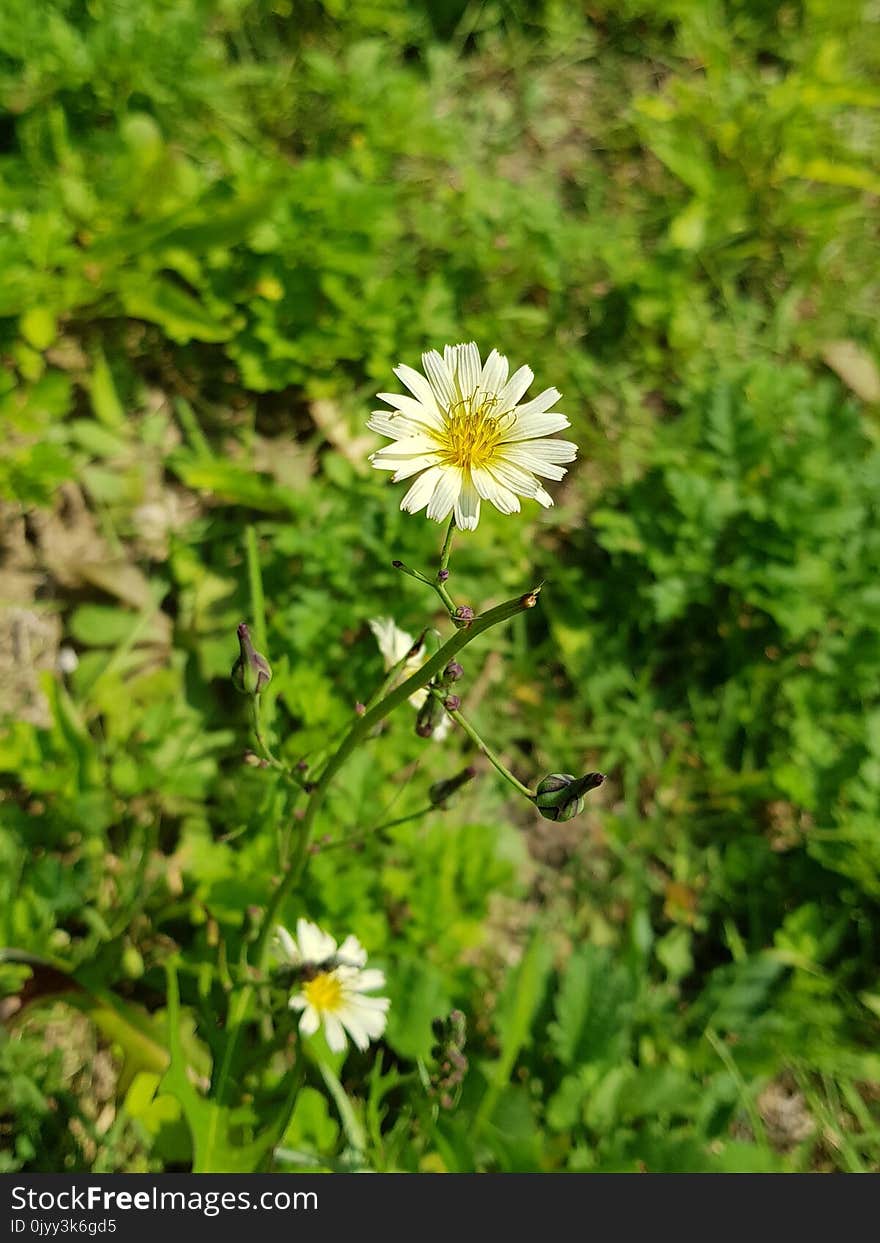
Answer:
429, 765, 477, 806
416, 692, 444, 738
533, 771, 604, 822
231, 622, 272, 695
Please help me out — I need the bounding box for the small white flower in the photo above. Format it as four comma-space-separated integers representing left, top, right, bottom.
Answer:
368, 616, 450, 740
273, 919, 390, 1054
368, 342, 577, 529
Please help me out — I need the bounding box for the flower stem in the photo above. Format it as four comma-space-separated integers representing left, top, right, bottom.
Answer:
249, 697, 305, 790
314, 804, 437, 854
442, 701, 535, 799
253, 583, 542, 969
439, 516, 456, 574
393, 560, 456, 616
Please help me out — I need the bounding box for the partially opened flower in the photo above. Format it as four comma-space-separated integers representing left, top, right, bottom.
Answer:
273, 919, 390, 1053
368, 342, 577, 529
368, 616, 450, 740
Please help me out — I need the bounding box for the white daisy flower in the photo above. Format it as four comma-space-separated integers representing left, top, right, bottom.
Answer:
273, 919, 390, 1054
367, 342, 577, 530
368, 616, 450, 740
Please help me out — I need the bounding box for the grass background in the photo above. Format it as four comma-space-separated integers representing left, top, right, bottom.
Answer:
2, 0, 880, 1172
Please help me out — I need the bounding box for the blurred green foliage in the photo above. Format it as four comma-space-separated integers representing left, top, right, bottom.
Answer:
2, 0, 880, 1172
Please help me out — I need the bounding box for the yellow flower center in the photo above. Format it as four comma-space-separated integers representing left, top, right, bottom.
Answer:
302, 971, 343, 1013
434, 393, 509, 470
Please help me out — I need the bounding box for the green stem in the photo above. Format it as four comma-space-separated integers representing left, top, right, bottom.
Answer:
314, 804, 436, 854
253, 583, 542, 969
393, 560, 456, 615
266, 1055, 307, 1166
443, 701, 534, 799
439, 516, 456, 574
249, 697, 305, 790
245, 526, 268, 654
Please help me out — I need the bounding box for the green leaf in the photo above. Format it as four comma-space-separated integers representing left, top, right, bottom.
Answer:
548, 945, 634, 1067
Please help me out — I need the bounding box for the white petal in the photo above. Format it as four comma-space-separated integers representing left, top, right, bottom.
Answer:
471, 465, 521, 514
432, 713, 452, 741
400, 465, 444, 514
391, 456, 443, 483
487, 460, 543, 497
369, 449, 438, 476
480, 349, 509, 395
454, 342, 481, 397
369, 435, 438, 459
393, 365, 443, 414
497, 365, 534, 411
535, 485, 554, 508
454, 473, 481, 531
337, 934, 368, 968
510, 387, 561, 418
368, 618, 414, 667
376, 392, 444, 434
351, 968, 386, 992
340, 1012, 371, 1051
273, 925, 300, 965
296, 919, 336, 964
506, 438, 577, 464
323, 1014, 347, 1053
298, 1005, 320, 1036
345, 1000, 389, 1039
426, 467, 462, 523
367, 412, 426, 441
349, 994, 391, 1017
422, 350, 456, 407
289, 993, 308, 1011
408, 685, 429, 711
502, 447, 568, 481
501, 411, 571, 441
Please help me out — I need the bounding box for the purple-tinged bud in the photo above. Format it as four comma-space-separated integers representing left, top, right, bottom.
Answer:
416, 693, 444, 739
355, 702, 366, 716
437, 569, 450, 583
231, 623, 272, 695
444, 694, 461, 712
429, 765, 477, 806
444, 661, 464, 683
453, 605, 475, 628
296, 759, 309, 772
533, 772, 604, 822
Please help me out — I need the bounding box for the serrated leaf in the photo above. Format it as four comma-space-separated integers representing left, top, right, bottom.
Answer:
548, 945, 634, 1067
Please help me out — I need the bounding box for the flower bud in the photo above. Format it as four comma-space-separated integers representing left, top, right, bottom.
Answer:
453, 605, 475, 628
231, 623, 272, 695
443, 693, 461, 712
437, 568, 450, 583
416, 694, 444, 739
429, 765, 477, 806
443, 661, 464, 683
533, 772, 604, 822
